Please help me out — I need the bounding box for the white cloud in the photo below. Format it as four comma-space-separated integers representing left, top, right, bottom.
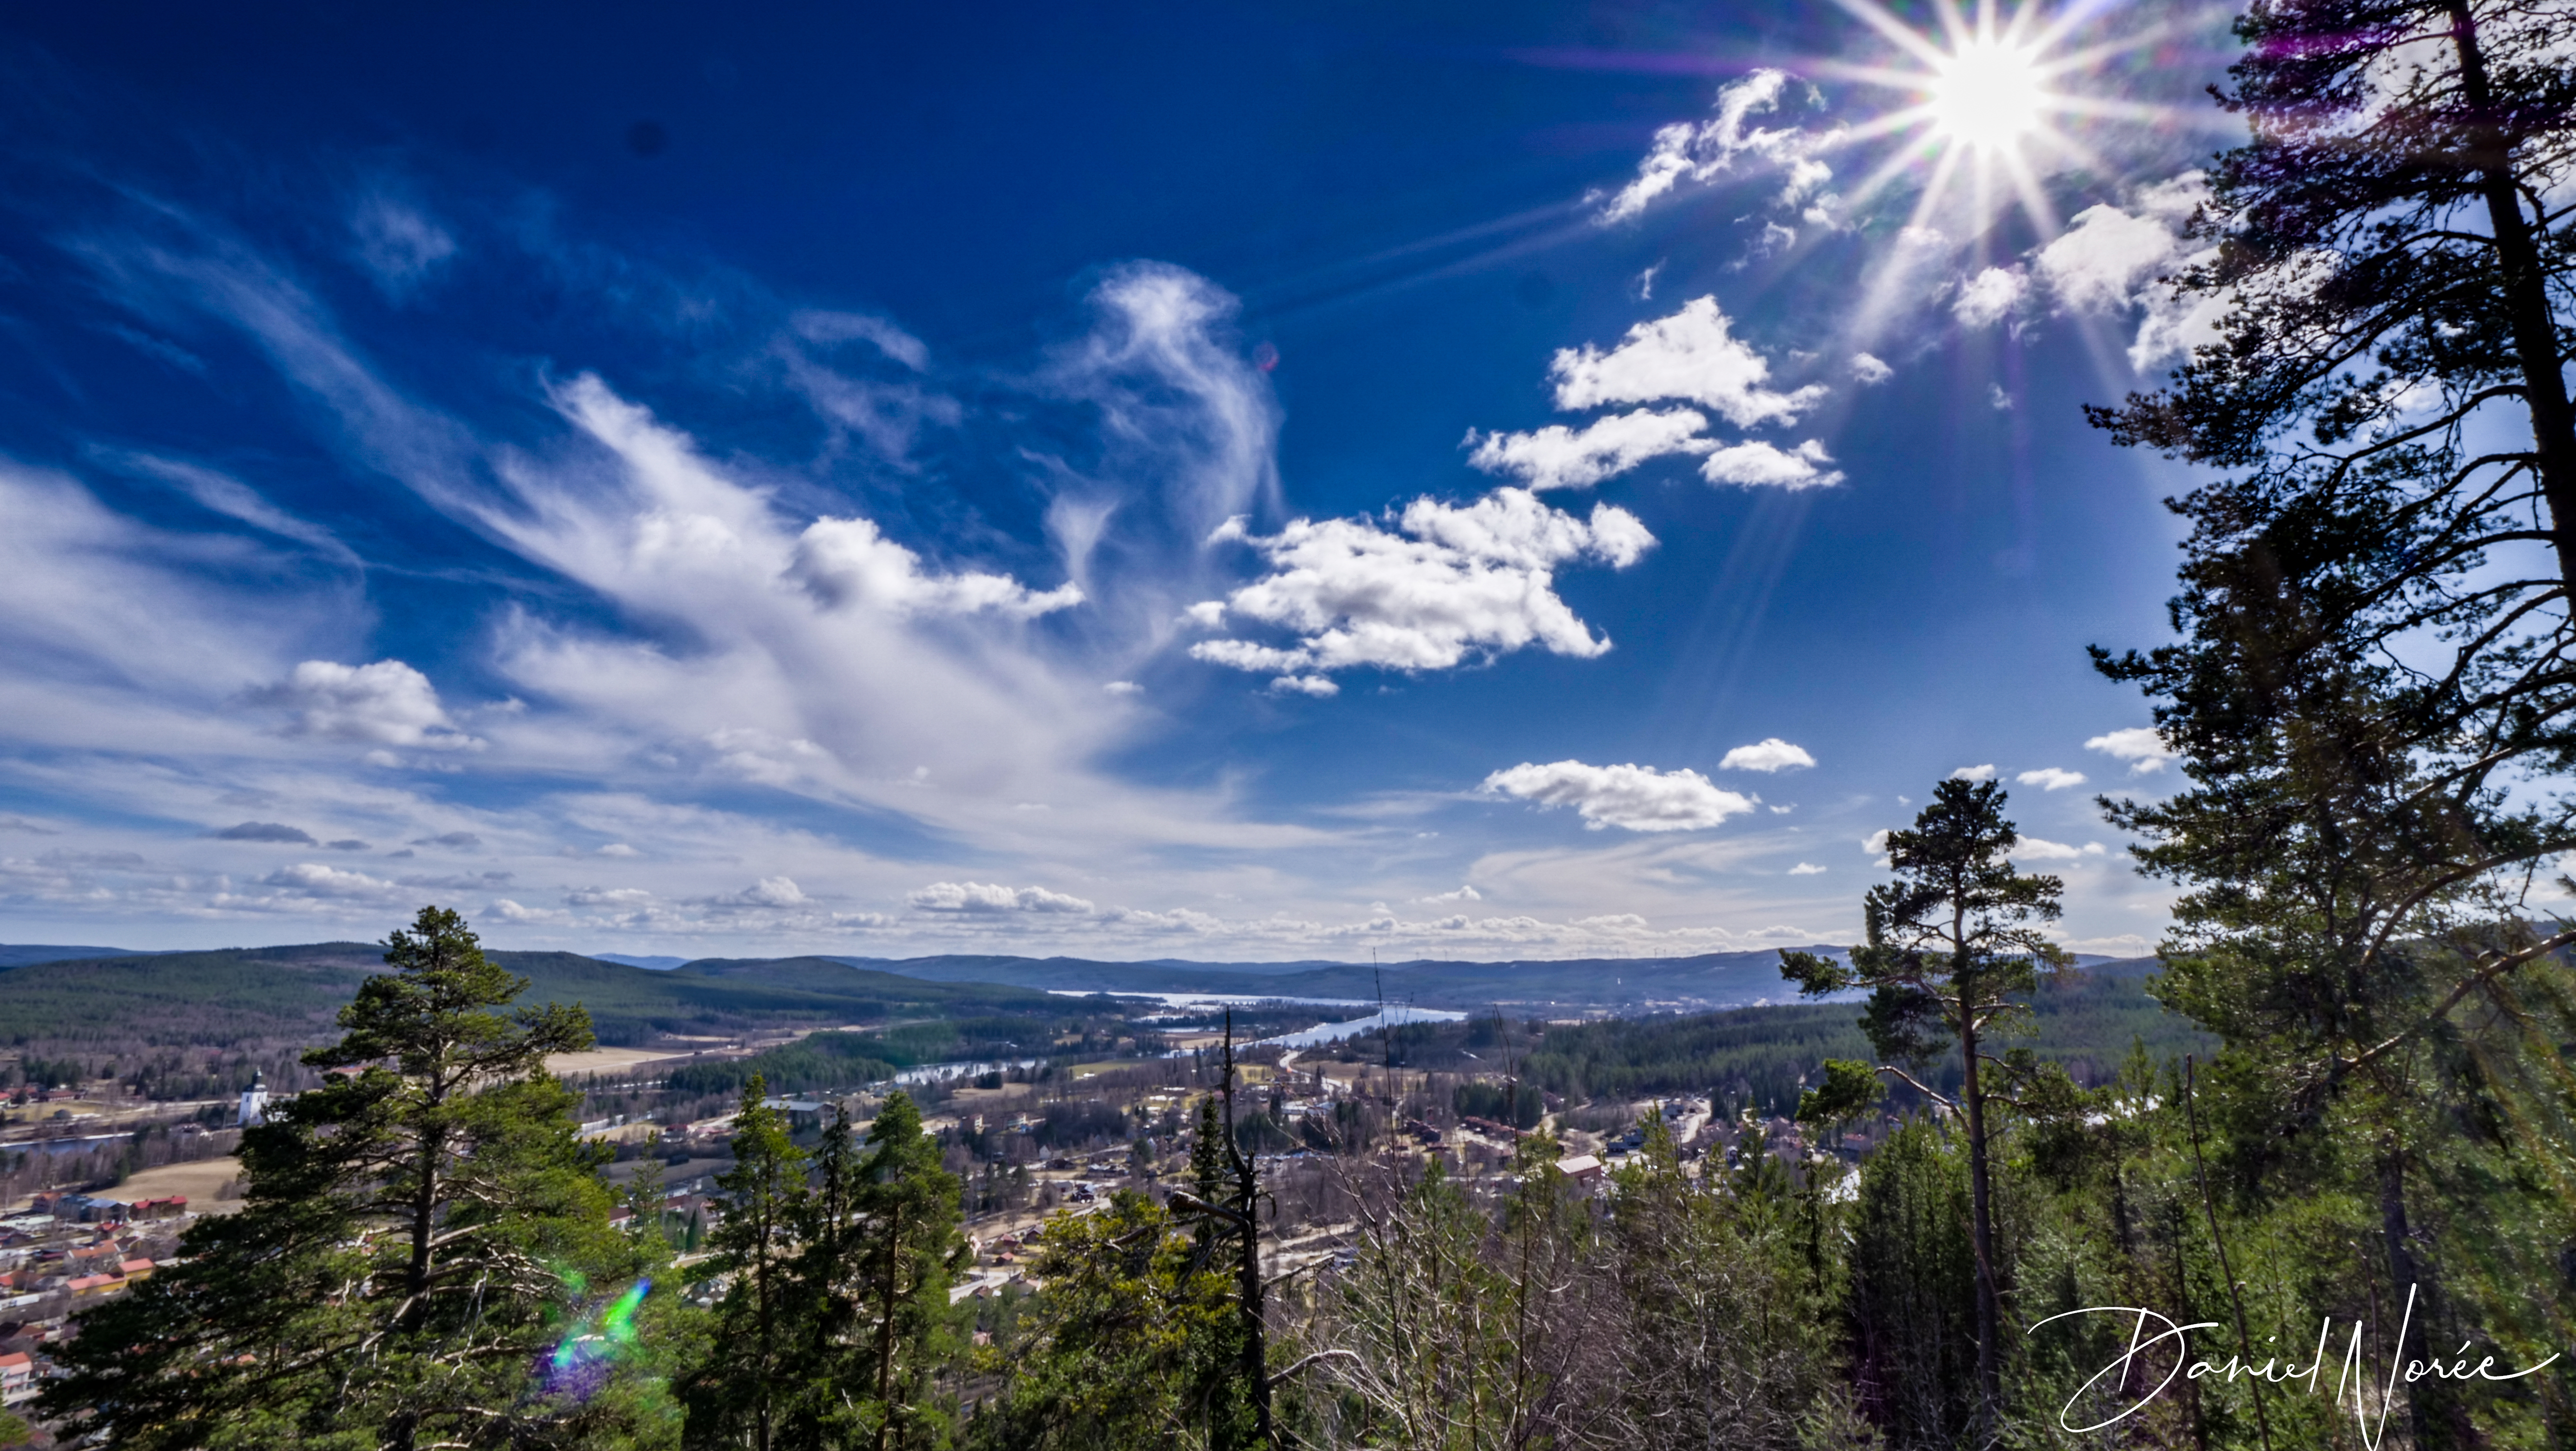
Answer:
1102, 680, 1144, 696
790, 310, 930, 370
1954, 268, 2028, 328
2016, 767, 2088, 791
1719, 738, 1816, 773
2086, 727, 2179, 774
1592, 70, 1817, 224
1190, 488, 1652, 678
2129, 254, 2230, 371
348, 197, 457, 299
2038, 204, 2183, 314
1417, 884, 1482, 903
250, 660, 484, 750
722, 876, 808, 908
262, 862, 402, 900
1788, 862, 1827, 876
2016, 838, 2108, 862
1700, 438, 1842, 490
1466, 407, 1712, 491
596, 842, 640, 857
1482, 760, 1756, 832
1988, 383, 2014, 411
1849, 352, 1892, 385
788, 514, 1082, 620
1951, 764, 1997, 782
908, 881, 1098, 914
2033, 173, 2206, 315
1862, 828, 1892, 858
1548, 297, 1826, 428
1270, 674, 1339, 698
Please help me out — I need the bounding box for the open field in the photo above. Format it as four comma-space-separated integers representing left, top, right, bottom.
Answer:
103, 1156, 244, 1214
546, 1046, 703, 1078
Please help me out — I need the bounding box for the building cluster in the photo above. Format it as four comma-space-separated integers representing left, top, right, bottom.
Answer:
0, 1192, 186, 1411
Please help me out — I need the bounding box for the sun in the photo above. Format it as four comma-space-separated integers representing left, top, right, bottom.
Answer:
1924, 34, 2052, 153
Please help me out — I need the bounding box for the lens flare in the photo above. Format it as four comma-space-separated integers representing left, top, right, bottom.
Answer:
541, 1277, 651, 1402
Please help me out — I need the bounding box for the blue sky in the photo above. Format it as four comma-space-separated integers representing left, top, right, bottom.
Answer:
0, 0, 2248, 958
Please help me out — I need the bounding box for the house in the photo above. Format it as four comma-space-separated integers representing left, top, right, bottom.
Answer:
1553, 1154, 1604, 1186
120, 1258, 154, 1282
0, 1350, 33, 1406
66, 1274, 122, 1297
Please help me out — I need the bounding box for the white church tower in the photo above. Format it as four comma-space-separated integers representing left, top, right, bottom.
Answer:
238, 1072, 270, 1128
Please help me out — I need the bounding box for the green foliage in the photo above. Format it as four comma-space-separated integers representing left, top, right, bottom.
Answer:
1606, 1114, 1870, 1449
1450, 1079, 1542, 1129
1794, 1058, 1880, 1128
667, 1033, 902, 1098
1846, 1122, 1976, 1451
967, 1191, 1245, 1450
0, 945, 1076, 1049
42, 906, 672, 1450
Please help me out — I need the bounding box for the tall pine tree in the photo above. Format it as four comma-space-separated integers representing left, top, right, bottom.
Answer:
44, 906, 652, 1450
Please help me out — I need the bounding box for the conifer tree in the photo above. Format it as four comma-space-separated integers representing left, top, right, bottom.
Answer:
43, 906, 650, 1450
1780, 780, 2064, 1442
684, 1077, 808, 1451
849, 1092, 970, 1451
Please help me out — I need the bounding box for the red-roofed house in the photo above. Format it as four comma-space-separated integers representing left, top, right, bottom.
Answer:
120, 1258, 154, 1281
66, 1273, 122, 1296
0, 1348, 34, 1404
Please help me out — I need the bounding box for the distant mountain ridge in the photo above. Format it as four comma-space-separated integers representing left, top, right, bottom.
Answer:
818, 948, 1866, 1010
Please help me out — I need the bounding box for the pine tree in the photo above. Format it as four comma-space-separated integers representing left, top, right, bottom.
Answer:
42, 906, 652, 1450
966, 1191, 1242, 1450
1780, 779, 2065, 1442
684, 1076, 808, 1451
848, 1092, 970, 1451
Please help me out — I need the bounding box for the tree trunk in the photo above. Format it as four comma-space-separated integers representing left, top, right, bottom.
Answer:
874, 1200, 904, 1451
1958, 1012, 2002, 1444
2379, 1150, 2440, 1451
2446, 0, 2576, 588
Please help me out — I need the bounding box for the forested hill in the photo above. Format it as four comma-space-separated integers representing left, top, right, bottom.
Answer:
821, 946, 1862, 1008
0, 944, 1070, 1048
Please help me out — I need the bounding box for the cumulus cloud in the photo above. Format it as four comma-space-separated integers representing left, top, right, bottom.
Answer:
1951, 764, 1998, 782
1548, 297, 1826, 428
1592, 70, 1819, 224
1700, 438, 1842, 490
720, 876, 808, 908
1417, 884, 1483, 903
908, 881, 1098, 914
262, 862, 401, 898
214, 821, 318, 844
1788, 862, 1827, 876
2086, 727, 2179, 774
1863, 828, 1892, 858
1954, 268, 2028, 328
1188, 489, 1652, 680
2016, 767, 2087, 791
1719, 738, 1816, 772
790, 515, 1082, 620
1482, 760, 1756, 832
2015, 838, 2108, 861
250, 660, 484, 750
2034, 174, 2204, 308
1465, 407, 1712, 491
596, 842, 640, 857
1270, 674, 1339, 698
1850, 352, 1892, 385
